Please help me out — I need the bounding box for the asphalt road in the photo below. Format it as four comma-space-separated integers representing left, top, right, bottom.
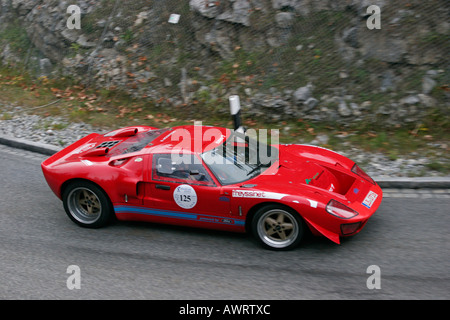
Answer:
0, 145, 449, 300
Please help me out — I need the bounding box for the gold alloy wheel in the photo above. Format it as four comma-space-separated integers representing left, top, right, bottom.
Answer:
67, 187, 102, 224
256, 208, 299, 249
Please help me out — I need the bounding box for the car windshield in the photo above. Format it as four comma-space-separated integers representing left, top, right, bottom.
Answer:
201, 131, 278, 185
107, 128, 169, 157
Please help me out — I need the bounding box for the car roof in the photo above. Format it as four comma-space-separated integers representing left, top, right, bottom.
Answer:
148, 125, 231, 155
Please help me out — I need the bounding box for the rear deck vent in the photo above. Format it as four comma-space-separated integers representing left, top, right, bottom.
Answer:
96, 140, 121, 149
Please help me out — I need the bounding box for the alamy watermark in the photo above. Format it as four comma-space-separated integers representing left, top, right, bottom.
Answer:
366, 5, 381, 30
65, 3, 381, 33
366, 265, 381, 289
66, 265, 81, 290
167, 121, 279, 167
66, 5, 81, 30
64, 264, 380, 291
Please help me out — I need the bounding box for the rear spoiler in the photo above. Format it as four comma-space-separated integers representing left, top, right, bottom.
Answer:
41, 133, 99, 166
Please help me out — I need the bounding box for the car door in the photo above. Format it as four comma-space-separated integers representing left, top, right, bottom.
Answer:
142, 153, 241, 229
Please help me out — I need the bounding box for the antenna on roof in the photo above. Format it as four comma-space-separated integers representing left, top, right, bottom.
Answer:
229, 95, 245, 133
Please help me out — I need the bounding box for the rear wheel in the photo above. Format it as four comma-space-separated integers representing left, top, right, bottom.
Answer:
252, 205, 304, 250
62, 181, 113, 228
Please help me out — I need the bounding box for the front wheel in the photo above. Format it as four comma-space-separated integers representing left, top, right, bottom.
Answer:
252, 205, 304, 250
62, 181, 113, 228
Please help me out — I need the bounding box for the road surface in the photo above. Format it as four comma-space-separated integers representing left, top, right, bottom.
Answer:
0, 145, 449, 300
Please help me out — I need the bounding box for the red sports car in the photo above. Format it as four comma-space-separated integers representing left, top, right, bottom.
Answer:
41, 125, 382, 250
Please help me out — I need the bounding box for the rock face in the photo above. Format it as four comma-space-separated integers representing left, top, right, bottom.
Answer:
190, 0, 252, 26
0, 0, 448, 125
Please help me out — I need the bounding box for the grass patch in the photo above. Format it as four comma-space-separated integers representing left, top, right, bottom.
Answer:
0, 22, 31, 58
426, 161, 450, 174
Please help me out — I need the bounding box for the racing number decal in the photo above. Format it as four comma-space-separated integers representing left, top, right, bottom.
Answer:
173, 184, 198, 209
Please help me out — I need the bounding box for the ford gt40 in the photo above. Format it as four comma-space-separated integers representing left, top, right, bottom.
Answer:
41, 125, 382, 250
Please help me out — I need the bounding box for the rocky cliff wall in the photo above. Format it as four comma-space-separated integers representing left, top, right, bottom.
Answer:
0, 0, 448, 126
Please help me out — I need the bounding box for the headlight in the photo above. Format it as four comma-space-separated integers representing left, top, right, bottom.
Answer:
351, 164, 375, 184
326, 200, 359, 219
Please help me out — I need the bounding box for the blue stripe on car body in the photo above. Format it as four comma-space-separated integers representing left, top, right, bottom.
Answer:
114, 205, 245, 226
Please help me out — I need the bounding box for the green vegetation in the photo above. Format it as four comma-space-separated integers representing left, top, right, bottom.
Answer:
0, 22, 31, 58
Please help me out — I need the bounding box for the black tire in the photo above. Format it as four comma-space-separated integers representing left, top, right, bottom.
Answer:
62, 181, 113, 228
252, 204, 304, 250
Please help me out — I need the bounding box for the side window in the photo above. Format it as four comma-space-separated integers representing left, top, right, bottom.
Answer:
152, 154, 215, 186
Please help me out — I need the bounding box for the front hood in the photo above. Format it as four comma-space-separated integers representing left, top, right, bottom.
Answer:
248, 144, 356, 196
277, 156, 339, 192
